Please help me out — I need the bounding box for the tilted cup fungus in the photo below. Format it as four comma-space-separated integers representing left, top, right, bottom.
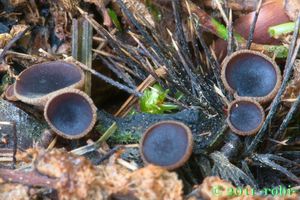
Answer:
14, 61, 84, 107
44, 89, 97, 139
221, 50, 281, 103
4, 84, 18, 101
227, 98, 265, 136
140, 120, 193, 170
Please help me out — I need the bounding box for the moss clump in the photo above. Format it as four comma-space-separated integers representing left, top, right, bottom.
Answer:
95, 123, 140, 144
108, 131, 140, 144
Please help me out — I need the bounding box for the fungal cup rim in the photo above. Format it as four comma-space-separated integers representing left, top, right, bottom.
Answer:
227, 97, 265, 136
44, 88, 97, 140
221, 50, 282, 103
14, 61, 85, 107
139, 120, 193, 170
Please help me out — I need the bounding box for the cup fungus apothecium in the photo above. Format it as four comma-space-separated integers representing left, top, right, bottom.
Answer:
140, 120, 193, 170
44, 89, 97, 139
227, 98, 265, 136
14, 61, 84, 107
221, 50, 281, 103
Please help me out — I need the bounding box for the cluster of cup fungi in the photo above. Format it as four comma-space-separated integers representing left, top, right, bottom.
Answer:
2, 49, 283, 173
4, 61, 97, 140
139, 49, 282, 171
1, 1, 297, 184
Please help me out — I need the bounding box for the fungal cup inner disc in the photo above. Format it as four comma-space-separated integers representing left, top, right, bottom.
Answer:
142, 123, 189, 167
16, 62, 82, 98
229, 101, 263, 132
225, 53, 277, 97
46, 93, 93, 136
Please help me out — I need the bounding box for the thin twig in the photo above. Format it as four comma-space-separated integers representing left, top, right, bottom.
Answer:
94, 146, 123, 165
71, 123, 117, 156
82, 19, 93, 95
215, 0, 229, 26
0, 26, 31, 62
101, 56, 136, 88
168, 29, 197, 95
0, 169, 57, 188
227, 9, 234, 56
77, 7, 147, 78
92, 49, 119, 59
246, 0, 263, 49
172, 0, 191, 59
244, 14, 300, 156
193, 21, 226, 99
187, 9, 202, 71
0, 49, 45, 63
64, 56, 142, 97
273, 94, 300, 140
113, 0, 169, 66
93, 36, 106, 42
12, 122, 17, 169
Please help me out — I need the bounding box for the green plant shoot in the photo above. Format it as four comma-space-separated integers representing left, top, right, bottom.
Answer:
139, 84, 179, 114
107, 8, 123, 31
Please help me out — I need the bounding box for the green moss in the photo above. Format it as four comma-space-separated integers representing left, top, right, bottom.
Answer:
96, 123, 140, 144
108, 131, 140, 144
264, 45, 289, 58
139, 84, 179, 114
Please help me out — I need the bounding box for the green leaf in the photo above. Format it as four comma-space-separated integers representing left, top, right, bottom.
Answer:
107, 8, 123, 31
160, 103, 179, 111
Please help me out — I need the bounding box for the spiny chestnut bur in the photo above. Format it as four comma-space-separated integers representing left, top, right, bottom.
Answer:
140, 120, 193, 170
14, 61, 84, 107
227, 98, 265, 136
44, 89, 97, 140
221, 50, 281, 103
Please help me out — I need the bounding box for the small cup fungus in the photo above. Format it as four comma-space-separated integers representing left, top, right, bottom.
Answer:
44, 89, 97, 139
221, 50, 281, 103
140, 120, 193, 170
227, 98, 265, 136
14, 61, 84, 107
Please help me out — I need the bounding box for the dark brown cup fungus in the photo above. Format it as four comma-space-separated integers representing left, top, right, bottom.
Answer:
227, 98, 265, 136
140, 120, 193, 170
221, 50, 281, 103
44, 89, 97, 139
5, 84, 18, 101
14, 61, 84, 107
